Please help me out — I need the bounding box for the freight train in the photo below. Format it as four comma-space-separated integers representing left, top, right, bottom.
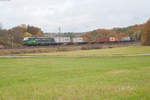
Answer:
24, 37, 84, 46
24, 36, 136, 46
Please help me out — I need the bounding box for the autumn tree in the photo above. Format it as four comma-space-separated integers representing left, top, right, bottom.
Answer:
8, 26, 24, 47
25, 25, 43, 37
0, 23, 2, 29
82, 29, 115, 42
64, 32, 75, 39
141, 19, 150, 45
83, 31, 99, 42
0, 29, 10, 46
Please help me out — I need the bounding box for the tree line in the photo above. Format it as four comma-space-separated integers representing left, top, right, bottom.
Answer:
82, 24, 144, 42
0, 18, 150, 48
82, 19, 150, 46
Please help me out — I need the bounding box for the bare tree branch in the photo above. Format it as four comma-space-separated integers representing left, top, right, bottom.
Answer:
0, 23, 2, 29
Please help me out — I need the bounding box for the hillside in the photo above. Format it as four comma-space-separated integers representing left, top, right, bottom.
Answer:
82, 24, 144, 42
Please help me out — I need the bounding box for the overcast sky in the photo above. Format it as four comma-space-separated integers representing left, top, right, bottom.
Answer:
0, 0, 150, 32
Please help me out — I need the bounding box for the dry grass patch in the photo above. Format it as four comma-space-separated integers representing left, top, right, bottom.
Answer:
108, 70, 130, 75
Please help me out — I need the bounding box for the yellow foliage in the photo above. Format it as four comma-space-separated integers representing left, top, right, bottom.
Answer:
25, 32, 32, 37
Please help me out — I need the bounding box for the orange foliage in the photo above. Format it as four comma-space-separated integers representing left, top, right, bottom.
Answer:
141, 19, 150, 45
82, 23, 144, 42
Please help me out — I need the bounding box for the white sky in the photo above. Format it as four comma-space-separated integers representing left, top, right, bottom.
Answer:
0, 0, 150, 32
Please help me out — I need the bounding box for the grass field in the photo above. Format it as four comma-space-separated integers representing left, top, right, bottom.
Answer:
25, 46, 150, 57
0, 46, 150, 100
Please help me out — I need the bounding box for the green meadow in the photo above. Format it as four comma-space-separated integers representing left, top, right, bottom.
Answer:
26, 46, 150, 57
0, 46, 150, 100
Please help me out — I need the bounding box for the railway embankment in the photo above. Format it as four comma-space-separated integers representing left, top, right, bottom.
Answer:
0, 41, 140, 55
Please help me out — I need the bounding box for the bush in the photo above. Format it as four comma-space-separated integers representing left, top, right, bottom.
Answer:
81, 45, 102, 50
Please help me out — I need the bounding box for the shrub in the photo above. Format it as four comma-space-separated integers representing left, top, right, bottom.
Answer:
81, 45, 102, 50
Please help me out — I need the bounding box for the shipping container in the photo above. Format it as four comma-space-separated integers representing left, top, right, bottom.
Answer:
73, 37, 83, 43
115, 37, 119, 41
54, 37, 71, 43
109, 37, 116, 42
121, 37, 130, 41
130, 37, 136, 41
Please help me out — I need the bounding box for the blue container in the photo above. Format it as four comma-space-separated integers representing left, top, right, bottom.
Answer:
121, 37, 130, 41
